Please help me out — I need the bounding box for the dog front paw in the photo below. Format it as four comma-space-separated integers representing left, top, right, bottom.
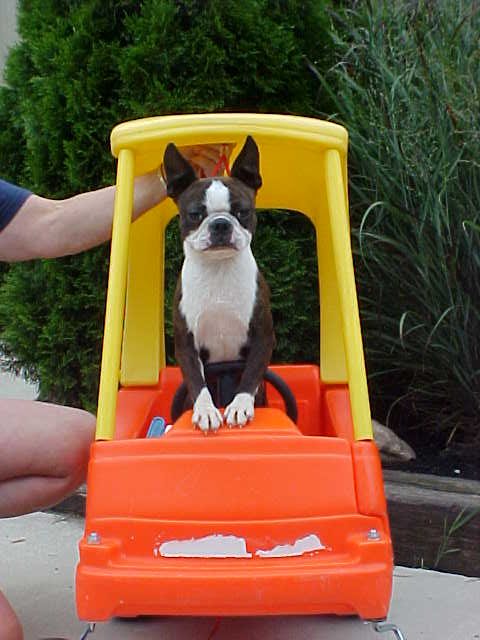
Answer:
224, 392, 255, 427
192, 387, 223, 432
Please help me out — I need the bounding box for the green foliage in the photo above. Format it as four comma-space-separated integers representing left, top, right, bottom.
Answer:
319, 0, 480, 444
118, 0, 328, 115
434, 507, 480, 569
0, 252, 108, 410
0, 0, 332, 408
254, 212, 319, 363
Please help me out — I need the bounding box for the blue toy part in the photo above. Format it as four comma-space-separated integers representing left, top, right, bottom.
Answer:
146, 417, 167, 438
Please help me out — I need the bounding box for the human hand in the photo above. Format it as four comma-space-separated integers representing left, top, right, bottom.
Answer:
179, 143, 234, 178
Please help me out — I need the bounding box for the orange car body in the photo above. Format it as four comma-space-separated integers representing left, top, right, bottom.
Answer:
77, 365, 392, 621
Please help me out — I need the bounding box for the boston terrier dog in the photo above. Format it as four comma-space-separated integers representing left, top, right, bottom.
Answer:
163, 136, 274, 432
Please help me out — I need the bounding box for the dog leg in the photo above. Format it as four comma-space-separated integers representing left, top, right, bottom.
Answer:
179, 348, 222, 432
174, 302, 222, 432
177, 347, 222, 432
225, 278, 274, 427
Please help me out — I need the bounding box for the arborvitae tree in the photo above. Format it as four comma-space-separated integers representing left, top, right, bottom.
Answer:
0, 0, 332, 410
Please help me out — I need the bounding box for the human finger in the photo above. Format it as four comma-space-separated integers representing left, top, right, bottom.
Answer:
181, 143, 233, 164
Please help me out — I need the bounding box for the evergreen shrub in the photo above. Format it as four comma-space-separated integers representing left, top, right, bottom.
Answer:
0, 0, 332, 410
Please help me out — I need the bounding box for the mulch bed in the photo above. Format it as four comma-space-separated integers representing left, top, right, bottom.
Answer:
384, 444, 480, 481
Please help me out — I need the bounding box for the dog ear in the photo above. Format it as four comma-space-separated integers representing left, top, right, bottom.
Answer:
230, 136, 262, 192
163, 143, 197, 200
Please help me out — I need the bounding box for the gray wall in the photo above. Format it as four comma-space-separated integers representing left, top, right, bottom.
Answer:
0, 0, 19, 83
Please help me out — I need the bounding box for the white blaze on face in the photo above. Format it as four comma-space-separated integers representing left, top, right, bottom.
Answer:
204, 180, 230, 216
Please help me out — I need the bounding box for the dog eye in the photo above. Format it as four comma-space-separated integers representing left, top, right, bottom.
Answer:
235, 208, 250, 220
188, 208, 205, 221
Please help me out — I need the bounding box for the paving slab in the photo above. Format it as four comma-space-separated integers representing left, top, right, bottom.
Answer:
1, 512, 480, 640
0, 369, 38, 400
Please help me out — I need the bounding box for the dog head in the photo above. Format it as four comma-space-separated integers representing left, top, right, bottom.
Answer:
163, 136, 262, 256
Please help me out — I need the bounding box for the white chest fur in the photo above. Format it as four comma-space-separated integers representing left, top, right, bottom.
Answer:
180, 246, 258, 363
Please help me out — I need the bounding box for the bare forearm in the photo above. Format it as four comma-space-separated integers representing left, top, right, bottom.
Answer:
0, 171, 165, 261
46, 171, 165, 256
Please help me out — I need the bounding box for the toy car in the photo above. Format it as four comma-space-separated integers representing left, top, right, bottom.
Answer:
76, 113, 402, 637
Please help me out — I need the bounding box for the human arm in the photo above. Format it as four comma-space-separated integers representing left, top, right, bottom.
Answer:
0, 172, 161, 261
0, 144, 229, 262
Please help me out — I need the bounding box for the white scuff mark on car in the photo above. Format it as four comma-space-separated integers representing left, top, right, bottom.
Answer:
255, 534, 325, 558
155, 534, 253, 558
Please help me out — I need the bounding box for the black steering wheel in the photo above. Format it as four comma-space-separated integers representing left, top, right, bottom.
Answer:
170, 360, 298, 424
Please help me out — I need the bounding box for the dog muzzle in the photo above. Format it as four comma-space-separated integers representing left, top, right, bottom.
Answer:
186, 214, 251, 253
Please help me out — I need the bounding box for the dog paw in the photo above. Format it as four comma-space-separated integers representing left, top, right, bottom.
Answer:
224, 393, 255, 427
192, 387, 223, 432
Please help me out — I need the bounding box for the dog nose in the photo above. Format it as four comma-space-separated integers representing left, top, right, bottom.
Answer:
209, 217, 232, 235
